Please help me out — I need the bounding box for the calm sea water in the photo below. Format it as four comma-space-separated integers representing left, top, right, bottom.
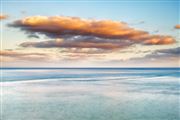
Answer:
1, 68, 180, 120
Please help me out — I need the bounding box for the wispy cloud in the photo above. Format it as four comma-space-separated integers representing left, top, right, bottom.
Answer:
131, 47, 180, 61
0, 50, 48, 62
146, 47, 180, 59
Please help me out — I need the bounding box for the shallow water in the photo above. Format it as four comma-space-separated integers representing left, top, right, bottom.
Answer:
1, 68, 180, 120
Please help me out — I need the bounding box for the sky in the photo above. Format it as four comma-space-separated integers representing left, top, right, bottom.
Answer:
0, 0, 179, 67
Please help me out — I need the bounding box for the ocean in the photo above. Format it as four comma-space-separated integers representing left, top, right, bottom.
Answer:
1, 68, 180, 120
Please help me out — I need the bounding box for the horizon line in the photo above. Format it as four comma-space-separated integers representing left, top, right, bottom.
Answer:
1, 67, 179, 69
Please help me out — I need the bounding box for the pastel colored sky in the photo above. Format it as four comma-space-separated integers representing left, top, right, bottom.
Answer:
0, 0, 179, 67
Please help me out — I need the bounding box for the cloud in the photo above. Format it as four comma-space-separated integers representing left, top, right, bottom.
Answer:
156, 47, 180, 55
27, 34, 40, 39
0, 50, 48, 62
0, 49, 101, 62
148, 47, 180, 58
175, 24, 180, 29
20, 37, 132, 50
60, 48, 112, 54
132, 47, 180, 61
9, 16, 175, 50
6, 15, 177, 65
0, 14, 8, 20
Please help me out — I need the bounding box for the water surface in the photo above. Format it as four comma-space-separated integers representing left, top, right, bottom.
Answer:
1, 68, 180, 120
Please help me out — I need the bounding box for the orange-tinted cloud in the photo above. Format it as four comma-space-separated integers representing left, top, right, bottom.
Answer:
175, 24, 180, 29
10, 16, 175, 46
143, 35, 175, 45
0, 15, 8, 20
0, 50, 48, 62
